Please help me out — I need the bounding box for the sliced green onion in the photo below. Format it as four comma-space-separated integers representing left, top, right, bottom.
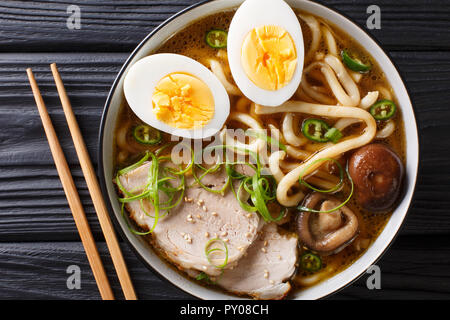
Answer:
190, 143, 285, 222
203, 144, 261, 168
120, 143, 284, 226
118, 151, 150, 176
116, 149, 186, 234
146, 153, 160, 232
196, 272, 209, 281
195, 272, 216, 284
297, 159, 354, 214
164, 142, 195, 176
155, 142, 175, 157
246, 129, 287, 152
324, 127, 343, 144
232, 178, 258, 213
192, 163, 231, 195
225, 163, 246, 180
298, 158, 344, 194
121, 203, 151, 236
205, 238, 228, 269
159, 171, 185, 211
207, 145, 284, 222
249, 174, 285, 222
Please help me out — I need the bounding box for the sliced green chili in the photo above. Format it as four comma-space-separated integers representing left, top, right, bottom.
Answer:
302, 119, 342, 144
133, 124, 162, 145
341, 50, 371, 73
369, 99, 397, 120
300, 252, 322, 272
302, 119, 330, 143
205, 29, 228, 49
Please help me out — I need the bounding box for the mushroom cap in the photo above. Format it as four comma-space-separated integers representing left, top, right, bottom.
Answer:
296, 193, 359, 255
348, 143, 404, 212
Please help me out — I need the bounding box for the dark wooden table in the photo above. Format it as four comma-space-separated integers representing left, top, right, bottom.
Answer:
1, 0, 449, 300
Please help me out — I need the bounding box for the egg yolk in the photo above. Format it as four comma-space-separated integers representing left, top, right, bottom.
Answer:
241, 25, 297, 91
152, 73, 215, 129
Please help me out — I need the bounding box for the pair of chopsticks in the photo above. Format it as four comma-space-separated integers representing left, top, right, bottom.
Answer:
27, 64, 137, 300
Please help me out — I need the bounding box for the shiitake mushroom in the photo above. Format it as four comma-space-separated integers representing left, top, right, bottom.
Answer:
296, 193, 360, 256
348, 143, 404, 212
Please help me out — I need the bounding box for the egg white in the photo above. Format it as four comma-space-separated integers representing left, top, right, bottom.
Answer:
124, 53, 230, 139
227, 0, 304, 107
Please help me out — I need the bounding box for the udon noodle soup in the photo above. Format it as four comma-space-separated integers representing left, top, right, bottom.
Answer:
113, 6, 405, 300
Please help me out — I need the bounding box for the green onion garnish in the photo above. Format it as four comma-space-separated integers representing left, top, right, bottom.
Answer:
298, 158, 344, 194
205, 238, 229, 269
120, 202, 151, 236
246, 129, 287, 152
116, 147, 186, 234
118, 151, 150, 176
192, 162, 231, 195
118, 139, 287, 234
297, 158, 354, 213
195, 272, 216, 284
324, 128, 343, 144
198, 144, 285, 222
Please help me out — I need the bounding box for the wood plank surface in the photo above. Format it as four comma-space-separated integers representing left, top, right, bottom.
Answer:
0, 241, 191, 300
0, 235, 448, 300
0, 0, 449, 300
0, 0, 448, 52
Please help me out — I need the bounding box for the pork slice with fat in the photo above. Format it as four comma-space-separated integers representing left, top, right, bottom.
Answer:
216, 223, 298, 299
117, 161, 261, 276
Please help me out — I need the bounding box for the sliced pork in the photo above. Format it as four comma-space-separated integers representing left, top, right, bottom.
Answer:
117, 162, 261, 276
217, 223, 298, 300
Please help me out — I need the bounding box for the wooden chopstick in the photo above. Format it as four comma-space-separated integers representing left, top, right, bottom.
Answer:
27, 68, 115, 300
50, 63, 137, 300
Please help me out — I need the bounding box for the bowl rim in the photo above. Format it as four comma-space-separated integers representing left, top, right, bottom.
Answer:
97, 0, 420, 300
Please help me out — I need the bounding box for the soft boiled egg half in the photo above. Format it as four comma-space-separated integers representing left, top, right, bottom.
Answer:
227, 0, 304, 107
124, 53, 230, 139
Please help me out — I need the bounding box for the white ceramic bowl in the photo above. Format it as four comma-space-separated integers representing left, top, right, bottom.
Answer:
98, 0, 419, 300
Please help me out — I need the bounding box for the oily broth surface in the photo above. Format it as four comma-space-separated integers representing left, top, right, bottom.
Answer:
114, 9, 406, 296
